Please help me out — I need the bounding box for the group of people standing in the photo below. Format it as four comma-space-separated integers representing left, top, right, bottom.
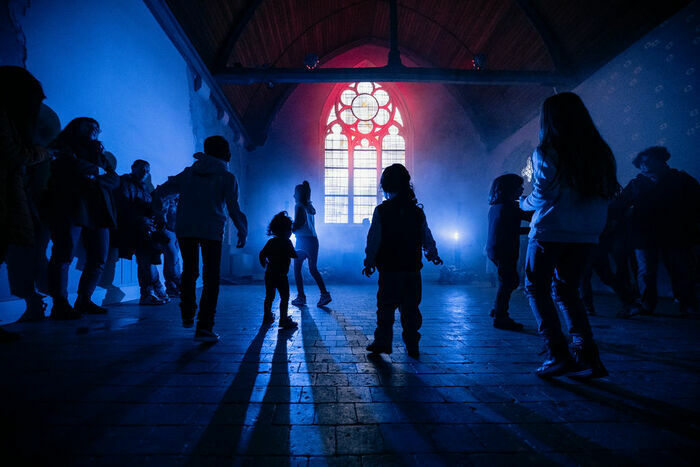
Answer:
486, 92, 699, 379
2, 65, 698, 381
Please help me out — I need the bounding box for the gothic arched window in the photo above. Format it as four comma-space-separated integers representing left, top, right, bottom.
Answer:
323, 82, 408, 224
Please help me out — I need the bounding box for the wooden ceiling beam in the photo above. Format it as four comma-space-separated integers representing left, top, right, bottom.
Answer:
214, 66, 572, 86
214, 0, 265, 70
513, 0, 573, 75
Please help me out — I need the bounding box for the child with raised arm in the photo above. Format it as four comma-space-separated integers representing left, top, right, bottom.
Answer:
486, 174, 532, 331
260, 212, 298, 329
363, 164, 443, 359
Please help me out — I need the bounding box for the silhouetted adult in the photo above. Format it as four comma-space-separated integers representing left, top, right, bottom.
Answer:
153, 136, 247, 343
5, 103, 60, 322
619, 146, 700, 314
115, 159, 169, 305
0, 66, 48, 341
291, 181, 331, 307
46, 118, 119, 319
521, 92, 620, 380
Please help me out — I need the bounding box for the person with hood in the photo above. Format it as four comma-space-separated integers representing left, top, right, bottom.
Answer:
46, 117, 119, 319
0, 66, 49, 341
291, 181, 332, 307
153, 136, 247, 343
619, 146, 700, 314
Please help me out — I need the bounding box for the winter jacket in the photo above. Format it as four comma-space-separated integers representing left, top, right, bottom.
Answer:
520, 147, 607, 244
0, 107, 49, 250
114, 174, 154, 258
153, 154, 247, 242
619, 168, 700, 248
486, 201, 530, 261
364, 198, 439, 272
46, 145, 118, 229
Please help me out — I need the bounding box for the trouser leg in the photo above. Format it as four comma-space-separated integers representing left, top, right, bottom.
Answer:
48, 223, 80, 302
493, 259, 519, 318
163, 229, 181, 292
525, 240, 567, 349
375, 271, 400, 346
198, 239, 222, 331
552, 243, 594, 343
77, 227, 109, 302
635, 249, 659, 311
293, 255, 306, 296
663, 247, 699, 311
135, 248, 156, 296
399, 271, 422, 348
178, 237, 199, 319
264, 274, 276, 316
278, 276, 290, 319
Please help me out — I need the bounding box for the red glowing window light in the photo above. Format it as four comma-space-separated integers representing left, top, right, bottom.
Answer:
323, 82, 408, 224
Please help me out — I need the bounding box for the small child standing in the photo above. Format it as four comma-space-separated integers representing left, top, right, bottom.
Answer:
363, 164, 443, 359
259, 212, 298, 329
486, 174, 531, 331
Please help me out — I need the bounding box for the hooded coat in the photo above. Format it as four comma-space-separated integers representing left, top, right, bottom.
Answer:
153, 154, 247, 242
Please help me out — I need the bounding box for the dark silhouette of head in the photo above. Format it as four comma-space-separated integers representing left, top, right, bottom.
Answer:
489, 174, 524, 205
0, 66, 45, 148
294, 181, 312, 205
380, 163, 417, 204
633, 146, 670, 175
204, 136, 231, 162
131, 159, 150, 184
51, 117, 104, 164
267, 211, 293, 238
539, 92, 620, 200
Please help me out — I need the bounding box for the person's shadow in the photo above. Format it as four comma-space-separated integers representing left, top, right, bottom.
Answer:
186, 324, 272, 461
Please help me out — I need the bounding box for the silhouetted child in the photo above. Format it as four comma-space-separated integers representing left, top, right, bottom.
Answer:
363, 164, 443, 359
486, 174, 531, 331
260, 212, 298, 329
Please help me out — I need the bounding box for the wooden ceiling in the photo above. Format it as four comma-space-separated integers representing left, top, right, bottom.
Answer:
163, 0, 691, 148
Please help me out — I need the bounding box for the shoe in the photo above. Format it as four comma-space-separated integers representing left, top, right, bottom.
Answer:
279, 316, 298, 329
493, 316, 524, 331
489, 309, 496, 318
567, 339, 609, 380
263, 312, 275, 325
535, 341, 574, 378
317, 292, 332, 307
50, 299, 83, 321
166, 288, 180, 298
617, 302, 642, 319
406, 345, 420, 359
75, 299, 108, 315
18, 295, 47, 322
181, 306, 196, 328
194, 328, 220, 343
140, 293, 167, 306
0, 328, 20, 343
153, 289, 170, 303
366, 341, 392, 355
291, 295, 306, 307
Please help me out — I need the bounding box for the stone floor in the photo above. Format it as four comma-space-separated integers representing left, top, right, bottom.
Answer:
0, 284, 699, 466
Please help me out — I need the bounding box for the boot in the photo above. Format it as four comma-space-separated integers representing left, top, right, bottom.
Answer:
366, 341, 392, 355
19, 294, 47, 322
567, 337, 609, 380
535, 338, 574, 378
493, 315, 524, 331
50, 298, 82, 321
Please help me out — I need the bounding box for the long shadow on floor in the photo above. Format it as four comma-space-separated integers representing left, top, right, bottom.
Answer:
186, 325, 271, 461
324, 305, 634, 464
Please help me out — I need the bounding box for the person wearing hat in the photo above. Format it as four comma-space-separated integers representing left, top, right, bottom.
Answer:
619, 146, 700, 314
153, 136, 247, 343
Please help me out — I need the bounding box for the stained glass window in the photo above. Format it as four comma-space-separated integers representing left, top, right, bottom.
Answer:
323, 82, 407, 223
